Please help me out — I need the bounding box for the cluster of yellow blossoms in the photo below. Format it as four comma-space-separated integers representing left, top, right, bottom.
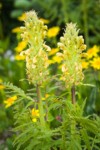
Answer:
20, 11, 51, 85
82, 45, 100, 70
4, 11, 99, 123
31, 108, 40, 122
4, 96, 17, 108
57, 23, 86, 88
12, 13, 60, 61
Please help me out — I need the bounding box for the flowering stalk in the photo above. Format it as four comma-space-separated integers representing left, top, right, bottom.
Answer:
20, 11, 51, 126
20, 11, 51, 85
58, 23, 86, 104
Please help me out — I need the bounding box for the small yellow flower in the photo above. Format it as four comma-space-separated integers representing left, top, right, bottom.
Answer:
31, 109, 40, 118
4, 96, 17, 108
18, 13, 26, 21
86, 45, 99, 59
32, 118, 37, 122
49, 48, 59, 56
0, 85, 5, 90
47, 27, 60, 38
15, 54, 25, 61
42, 94, 50, 100
12, 27, 21, 33
81, 61, 89, 69
39, 18, 49, 24
15, 41, 27, 52
91, 57, 100, 70
31, 108, 40, 123
52, 55, 63, 63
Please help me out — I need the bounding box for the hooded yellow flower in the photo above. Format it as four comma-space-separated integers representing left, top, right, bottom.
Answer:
47, 27, 60, 38
91, 57, 100, 70
4, 96, 17, 108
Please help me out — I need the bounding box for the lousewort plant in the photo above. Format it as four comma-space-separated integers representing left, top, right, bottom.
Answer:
3, 11, 100, 150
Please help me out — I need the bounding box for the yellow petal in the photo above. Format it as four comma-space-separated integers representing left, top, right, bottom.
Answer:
32, 118, 37, 122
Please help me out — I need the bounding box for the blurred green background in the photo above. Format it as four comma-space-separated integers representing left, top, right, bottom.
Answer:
0, 0, 100, 149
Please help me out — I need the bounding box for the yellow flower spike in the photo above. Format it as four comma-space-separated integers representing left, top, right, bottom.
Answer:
12, 27, 21, 33
15, 54, 25, 61
4, 96, 17, 108
20, 11, 51, 85
39, 18, 50, 24
81, 61, 89, 69
0, 85, 5, 90
90, 57, 100, 70
15, 41, 27, 52
47, 26, 60, 38
58, 23, 86, 88
49, 48, 59, 56
86, 45, 99, 59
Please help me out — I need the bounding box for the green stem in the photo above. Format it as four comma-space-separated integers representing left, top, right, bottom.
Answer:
36, 84, 45, 128
71, 84, 75, 104
61, 123, 66, 149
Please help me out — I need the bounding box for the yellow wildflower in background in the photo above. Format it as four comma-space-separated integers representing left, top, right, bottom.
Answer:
86, 45, 99, 59
18, 13, 26, 21
49, 48, 59, 56
81, 61, 89, 69
31, 108, 40, 122
4, 96, 17, 108
15, 54, 25, 61
12, 27, 21, 33
42, 94, 50, 100
39, 18, 49, 24
47, 59, 54, 65
91, 57, 100, 70
15, 41, 27, 52
32, 118, 37, 122
0, 85, 5, 90
47, 26, 60, 38
52, 55, 63, 63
